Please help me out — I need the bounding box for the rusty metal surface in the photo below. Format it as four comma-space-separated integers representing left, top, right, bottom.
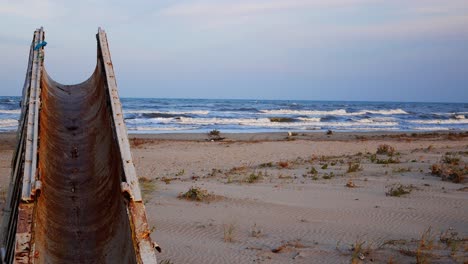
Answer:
1, 29, 157, 264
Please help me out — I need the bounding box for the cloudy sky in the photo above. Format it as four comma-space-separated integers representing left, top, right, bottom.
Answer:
1, 0, 467, 102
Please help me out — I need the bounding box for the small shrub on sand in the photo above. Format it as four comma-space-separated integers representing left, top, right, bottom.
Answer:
0, 187, 6, 202
347, 162, 361, 173
278, 161, 289, 169
321, 164, 328, 169
209, 129, 220, 136
259, 162, 273, 168
223, 223, 236, 242
246, 172, 263, 183
159, 260, 174, 264
392, 167, 411, 173
377, 144, 396, 156
386, 184, 414, 197
346, 180, 356, 188
138, 177, 158, 200
442, 154, 461, 165
350, 240, 367, 264
414, 227, 436, 264
178, 186, 215, 202
130, 138, 146, 148
323, 172, 334, 179
250, 223, 263, 238
309, 166, 318, 175
376, 157, 400, 164
208, 129, 225, 141
431, 159, 467, 184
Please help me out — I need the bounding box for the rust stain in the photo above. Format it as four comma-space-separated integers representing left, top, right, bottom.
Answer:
5, 29, 157, 264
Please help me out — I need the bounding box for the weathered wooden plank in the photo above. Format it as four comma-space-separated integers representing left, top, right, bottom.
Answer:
21, 27, 44, 201
97, 28, 143, 202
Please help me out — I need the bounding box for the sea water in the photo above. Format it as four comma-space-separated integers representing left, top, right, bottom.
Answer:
0, 96, 466, 133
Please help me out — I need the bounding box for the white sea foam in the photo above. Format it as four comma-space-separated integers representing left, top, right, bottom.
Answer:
260, 108, 408, 116
356, 117, 396, 123
297, 117, 321, 122
260, 109, 348, 115
0, 109, 21, 114
125, 110, 210, 115
0, 119, 19, 127
412, 126, 451, 131
409, 119, 468, 125
129, 126, 198, 131
125, 116, 400, 129
178, 117, 274, 126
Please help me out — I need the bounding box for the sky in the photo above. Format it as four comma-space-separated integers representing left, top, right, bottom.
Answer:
0, 0, 467, 102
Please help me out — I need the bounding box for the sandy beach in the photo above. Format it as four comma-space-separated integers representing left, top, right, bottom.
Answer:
1, 132, 467, 263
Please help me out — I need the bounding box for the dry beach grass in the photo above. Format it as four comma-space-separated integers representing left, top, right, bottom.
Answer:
0, 132, 467, 263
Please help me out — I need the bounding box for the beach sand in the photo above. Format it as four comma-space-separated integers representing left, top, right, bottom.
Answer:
1, 132, 467, 263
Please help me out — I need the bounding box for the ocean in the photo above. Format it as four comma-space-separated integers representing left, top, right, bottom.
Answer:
0, 96, 466, 133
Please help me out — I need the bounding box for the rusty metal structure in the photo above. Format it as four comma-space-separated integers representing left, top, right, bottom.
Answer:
0, 28, 158, 263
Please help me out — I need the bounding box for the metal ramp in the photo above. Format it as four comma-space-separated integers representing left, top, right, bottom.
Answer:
1, 28, 158, 264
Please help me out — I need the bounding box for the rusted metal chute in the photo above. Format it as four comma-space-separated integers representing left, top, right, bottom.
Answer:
0, 28, 158, 264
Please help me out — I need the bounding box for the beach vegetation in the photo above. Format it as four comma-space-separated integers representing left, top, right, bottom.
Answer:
441, 154, 460, 165
386, 184, 414, 197
246, 172, 262, 183
138, 177, 158, 201
175, 169, 185, 176
272, 239, 306, 253
226, 176, 233, 184
346, 180, 356, 188
323, 172, 334, 179
209, 129, 220, 136
309, 166, 318, 175
347, 162, 361, 173
159, 260, 174, 264
161, 177, 172, 184
413, 227, 436, 264
223, 222, 236, 242
250, 223, 263, 238
259, 162, 273, 168
392, 167, 411, 173
208, 129, 225, 141
278, 174, 293, 179
130, 137, 147, 148
0, 186, 6, 203
376, 157, 400, 164
350, 239, 367, 264
208, 168, 222, 177
178, 186, 215, 202
321, 164, 328, 169
431, 155, 467, 183
277, 161, 289, 169
229, 166, 247, 174
439, 228, 464, 257
377, 144, 396, 156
